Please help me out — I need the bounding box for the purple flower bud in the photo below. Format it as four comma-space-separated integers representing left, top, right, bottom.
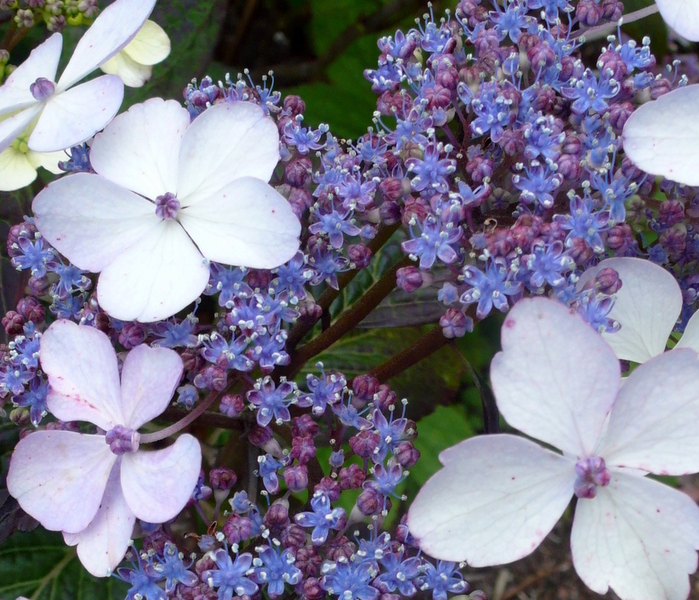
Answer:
302, 577, 324, 600
325, 535, 355, 562
356, 488, 384, 515
281, 523, 307, 548
30, 77, 55, 101
396, 266, 426, 293
264, 500, 290, 530
292, 414, 319, 438
607, 224, 635, 253
660, 226, 686, 257
11, 408, 32, 428
220, 393, 245, 417
155, 192, 180, 220
601, 0, 623, 19
314, 476, 342, 502
440, 308, 473, 339
350, 430, 381, 459
659, 200, 685, 227
352, 374, 380, 401
498, 129, 524, 156
608, 101, 634, 132
574, 456, 611, 499
339, 463, 366, 490
596, 50, 627, 81
194, 364, 227, 391
527, 43, 556, 69
118, 322, 147, 349
284, 464, 309, 492
283, 95, 306, 116
379, 200, 402, 225
28, 275, 50, 297
650, 78, 672, 100
576, 0, 603, 26
289, 187, 313, 217
394, 441, 421, 467
595, 268, 622, 295
17, 296, 44, 322
290, 435, 316, 464
2, 311, 24, 335
249, 424, 274, 447
223, 514, 255, 544
209, 467, 237, 491
373, 384, 397, 411
105, 425, 140, 454
285, 157, 312, 187
466, 155, 493, 182
556, 153, 583, 181
379, 177, 405, 202
298, 301, 323, 324
348, 244, 372, 269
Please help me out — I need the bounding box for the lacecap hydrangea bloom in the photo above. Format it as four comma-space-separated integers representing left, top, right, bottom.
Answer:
408, 297, 699, 600
6, 320, 201, 576
33, 98, 301, 322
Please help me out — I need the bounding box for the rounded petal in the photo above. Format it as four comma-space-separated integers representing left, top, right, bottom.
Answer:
28, 75, 124, 153
7, 430, 116, 534
41, 320, 124, 430
90, 98, 188, 199
177, 101, 280, 205
179, 177, 301, 269
0, 104, 42, 154
597, 348, 699, 474
407, 434, 575, 566
655, 0, 699, 41
571, 472, 699, 600
63, 462, 135, 578
99, 52, 153, 88
120, 434, 201, 523
622, 85, 699, 186
0, 146, 37, 191
675, 309, 699, 352
490, 298, 620, 456
32, 172, 159, 272
57, 0, 156, 90
120, 344, 183, 429
0, 33, 61, 117
25, 148, 65, 174
96, 220, 209, 322
579, 257, 682, 363
122, 20, 170, 66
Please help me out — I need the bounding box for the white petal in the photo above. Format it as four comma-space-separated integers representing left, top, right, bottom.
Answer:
28, 75, 124, 152
0, 146, 37, 191
7, 430, 116, 534
655, 0, 699, 41
123, 20, 170, 66
623, 85, 699, 186
177, 101, 280, 205
41, 320, 124, 430
676, 309, 699, 352
25, 148, 65, 174
571, 472, 699, 600
179, 177, 301, 269
120, 344, 183, 429
578, 257, 682, 363
99, 52, 153, 88
63, 462, 135, 578
96, 220, 209, 322
407, 434, 575, 566
120, 434, 201, 523
33, 172, 159, 272
57, 0, 156, 90
90, 98, 188, 199
0, 32, 61, 117
0, 104, 42, 154
597, 348, 699, 474
490, 297, 620, 456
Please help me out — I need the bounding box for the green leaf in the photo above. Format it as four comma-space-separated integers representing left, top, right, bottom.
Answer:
0, 528, 128, 600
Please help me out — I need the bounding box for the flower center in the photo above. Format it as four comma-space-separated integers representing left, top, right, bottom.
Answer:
574, 456, 611, 499
30, 77, 55, 101
105, 424, 140, 455
155, 192, 181, 220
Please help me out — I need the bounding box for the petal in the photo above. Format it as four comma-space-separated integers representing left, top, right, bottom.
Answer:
57, 0, 156, 90
0, 33, 61, 117
0, 104, 42, 154
120, 434, 201, 523
99, 52, 153, 88
32, 172, 159, 272
25, 148, 64, 174
578, 257, 682, 363
177, 101, 280, 205
0, 146, 37, 191
96, 220, 209, 322
6, 430, 116, 533
90, 98, 188, 199
179, 177, 301, 269
41, 320, 124, 429
675, 309, 699, 352
655, 0, 699, 41
597, 348, 699, 474
63, 462, 135, 578
490, 297, 620, 456
571, 472, 699, 600
120, 344, 183, 429
407, 434, 575, 566
28, 75, 124, 152
122, 20, 170, 66
622, 85, 699, 186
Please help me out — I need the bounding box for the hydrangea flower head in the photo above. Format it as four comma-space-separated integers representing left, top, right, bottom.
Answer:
33, 98, 301, 322
0, 0, 156, 156
6, 320, 202, 576
408, 297, 699, 600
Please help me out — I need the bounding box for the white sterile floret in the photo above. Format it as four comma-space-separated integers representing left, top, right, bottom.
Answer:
408, 297, 699, 600
100, 20, 171, 88
0, 0, 156, 161
32, 98, 302, 322
578, 256, 699, 363
654, 0, 699, 41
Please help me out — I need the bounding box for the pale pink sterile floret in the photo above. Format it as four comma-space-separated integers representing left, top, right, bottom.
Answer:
578, 256, 699, 363
32, 98, 301, 323
408, 297, 699, 600
0, 0, 157, 157
6, 320, 202, 577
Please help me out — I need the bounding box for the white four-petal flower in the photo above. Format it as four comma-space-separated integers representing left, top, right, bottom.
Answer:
6, 320, 201, 577
0, 0, 156, 156
32, 97, 301, 322
408, 297, 699, 600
